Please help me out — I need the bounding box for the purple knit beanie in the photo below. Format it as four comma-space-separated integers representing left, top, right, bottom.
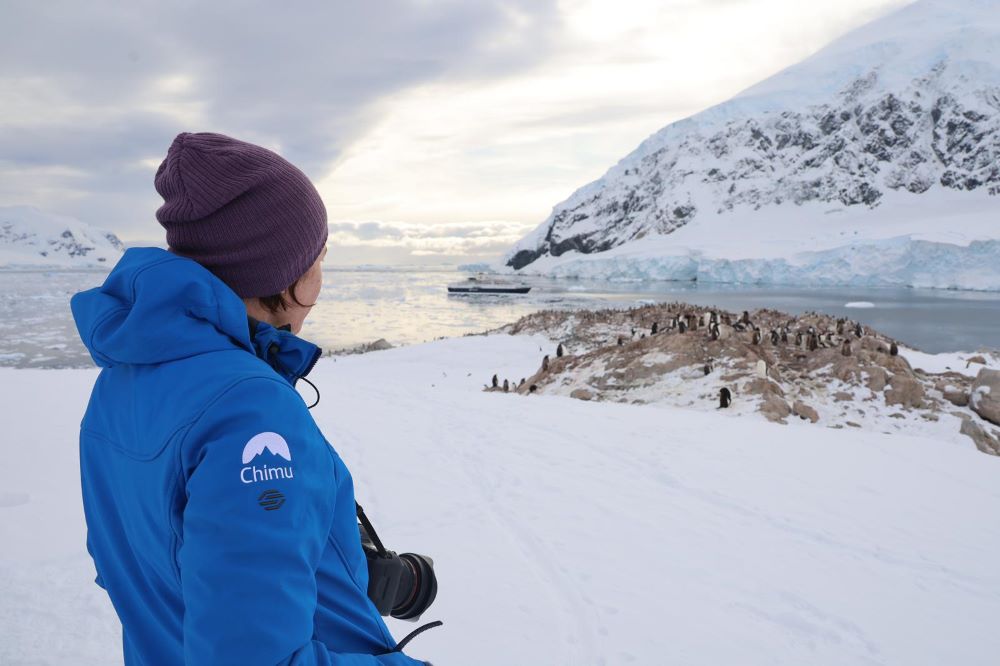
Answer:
154, 132, 328, 298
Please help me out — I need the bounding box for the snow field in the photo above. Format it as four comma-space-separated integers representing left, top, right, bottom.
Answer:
2, 333, 1000, 664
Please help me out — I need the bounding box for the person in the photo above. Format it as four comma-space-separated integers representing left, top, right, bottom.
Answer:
70, 132, 432, 665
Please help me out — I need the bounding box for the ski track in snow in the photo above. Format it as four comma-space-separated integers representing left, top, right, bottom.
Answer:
3, 334, 1000, 665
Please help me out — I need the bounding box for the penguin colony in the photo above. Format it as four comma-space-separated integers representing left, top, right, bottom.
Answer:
495, 304, 906, 415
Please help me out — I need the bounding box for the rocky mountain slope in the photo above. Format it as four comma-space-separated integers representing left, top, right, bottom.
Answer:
0, 206, 125, 269
505, 0, 1000, 280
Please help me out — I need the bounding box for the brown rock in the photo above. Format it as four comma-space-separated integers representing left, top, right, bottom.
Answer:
966, 355, 987, 368
940, 386, 969, 407
833, 391, 853, 402
866, 367, 888, 392
745, 378, 785, 398
570, 388, 594, 401
884, 374, 925, 409
760, 395, 791, 423
792, 400, 819, 423
970, 369, 1000, 426
832, 356, 863, 383
960, 418, 1000, 456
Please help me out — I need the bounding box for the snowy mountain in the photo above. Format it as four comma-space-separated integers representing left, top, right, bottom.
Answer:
0, 206, 125, 269
505, 0, 1000, 289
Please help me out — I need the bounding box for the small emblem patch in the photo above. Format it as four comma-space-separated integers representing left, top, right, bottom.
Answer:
258, 489, 285, 511
240, 432, 295, 484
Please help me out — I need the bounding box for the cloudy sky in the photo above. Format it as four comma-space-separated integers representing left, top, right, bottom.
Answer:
1, 0, 909, 265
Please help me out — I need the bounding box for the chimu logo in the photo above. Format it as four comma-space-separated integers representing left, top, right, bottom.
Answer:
240, 432, 295, 484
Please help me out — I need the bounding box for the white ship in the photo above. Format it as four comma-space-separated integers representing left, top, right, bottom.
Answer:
447, 275, 531, 294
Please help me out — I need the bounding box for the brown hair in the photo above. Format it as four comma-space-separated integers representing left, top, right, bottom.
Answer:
256, 277, 318, 315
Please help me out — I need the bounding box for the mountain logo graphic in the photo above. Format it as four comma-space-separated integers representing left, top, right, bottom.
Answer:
242, 432, 292, 464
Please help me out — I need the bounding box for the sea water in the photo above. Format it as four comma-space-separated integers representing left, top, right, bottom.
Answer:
2, 267, 999, 368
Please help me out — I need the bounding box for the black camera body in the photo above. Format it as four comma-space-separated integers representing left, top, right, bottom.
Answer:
357, 503, 437, 621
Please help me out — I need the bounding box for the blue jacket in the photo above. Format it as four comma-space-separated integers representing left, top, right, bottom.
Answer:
70, 247, 428, 666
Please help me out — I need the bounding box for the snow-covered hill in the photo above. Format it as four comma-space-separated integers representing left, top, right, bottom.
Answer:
505, 0, 1000, 290
0, 206, 125, 269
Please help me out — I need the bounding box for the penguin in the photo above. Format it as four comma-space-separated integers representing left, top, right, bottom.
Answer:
542, 355, 550, 371
651, 321, 659, 335
770, 329, 780, 345
631, 327, 637, 337
854, 322, 863, 338
710, 311, 719, 326
709, 323, 720, 341
752, 328, 762, 345
557, 343, 565, 357
617, 336, 624, 346
502, 379, 509, 392
841, 339, 852, 357
678, 320, 688, 334
703, 361, 713, 376
780, 329, 789, 344
641, 333, 646, 339
741, 310, 750, 325
807, 333, 819, 352
529, 384, 538, 393
890, 341, 899, 356
669, 316, 678, 330
519, 378, 525, 387
719, 387, 732, 409
795, 331, 803, 347
491, 374, 499, 388
835, 318, 844, 335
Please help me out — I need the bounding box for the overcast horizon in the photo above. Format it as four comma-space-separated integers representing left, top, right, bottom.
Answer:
2, 0, 910, 265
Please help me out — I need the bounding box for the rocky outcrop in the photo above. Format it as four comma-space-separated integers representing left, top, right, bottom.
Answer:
960, 418, 1000, 456
496, 302, 1000, 456
761, 395, 792, 423
885, 375, 926, 409
792, 400, 820, 423
970, 369, 1000, 426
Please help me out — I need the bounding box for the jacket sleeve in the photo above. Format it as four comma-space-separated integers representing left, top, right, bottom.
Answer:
178, 377, 426, 666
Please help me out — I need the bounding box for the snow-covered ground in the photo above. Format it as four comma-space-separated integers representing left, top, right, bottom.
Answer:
2, 333, 1000, 665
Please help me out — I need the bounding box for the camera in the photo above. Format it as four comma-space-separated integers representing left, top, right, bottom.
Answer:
357, 504, 437, 621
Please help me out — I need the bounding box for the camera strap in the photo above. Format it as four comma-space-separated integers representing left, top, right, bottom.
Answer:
355, 502, 389, 557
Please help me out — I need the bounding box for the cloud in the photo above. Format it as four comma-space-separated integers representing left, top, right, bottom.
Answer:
0, 0, 561, 238
2, 0, 910, 258
326, 219, 533, 263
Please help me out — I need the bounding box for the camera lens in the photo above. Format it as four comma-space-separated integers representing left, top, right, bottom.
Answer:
391, 553, 437, 621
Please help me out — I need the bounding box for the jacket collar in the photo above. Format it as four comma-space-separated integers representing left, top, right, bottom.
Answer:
246, 316, 323, 387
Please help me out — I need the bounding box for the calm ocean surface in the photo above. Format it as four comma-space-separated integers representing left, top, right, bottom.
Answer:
3, 267, 999, 368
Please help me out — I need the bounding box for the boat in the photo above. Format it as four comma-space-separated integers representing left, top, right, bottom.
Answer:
447, 275, 531, 294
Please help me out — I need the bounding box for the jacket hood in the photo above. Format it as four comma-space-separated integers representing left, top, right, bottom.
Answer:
71, 247, 321, 384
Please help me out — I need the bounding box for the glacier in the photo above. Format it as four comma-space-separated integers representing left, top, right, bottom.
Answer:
515, 236, 1000, 291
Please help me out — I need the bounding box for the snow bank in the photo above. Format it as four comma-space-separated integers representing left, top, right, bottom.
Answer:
2, 334, 1000, 665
